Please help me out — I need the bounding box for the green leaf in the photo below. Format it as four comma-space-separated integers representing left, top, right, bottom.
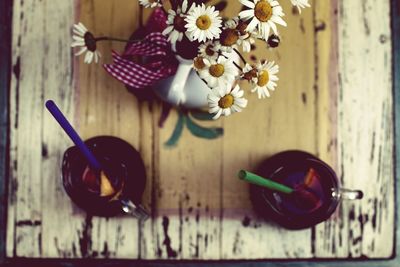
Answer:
186, 116, 224, 139
164, 112, 185, 148
190, 110, 215, 121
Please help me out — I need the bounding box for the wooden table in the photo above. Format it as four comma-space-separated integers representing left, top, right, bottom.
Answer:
1, 0, 399, 263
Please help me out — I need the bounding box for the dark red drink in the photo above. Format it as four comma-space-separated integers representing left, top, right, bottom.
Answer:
62, 136, 146, 217
251, 151, 342, 229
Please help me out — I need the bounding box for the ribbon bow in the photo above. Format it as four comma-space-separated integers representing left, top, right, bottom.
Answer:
103, 9, 178, 89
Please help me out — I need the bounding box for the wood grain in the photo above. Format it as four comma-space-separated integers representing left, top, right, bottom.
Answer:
315, 0, 395, 258
6, 0, 396, 260
0, 0, 12, 262
220, 0, 315, 259
393, 0, 400, 258
73, 0, 142, 259
7, 0, 77, 258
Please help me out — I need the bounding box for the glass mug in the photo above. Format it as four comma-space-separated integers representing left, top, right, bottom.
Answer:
250, 150, 363, 229
62, 136, 148, 219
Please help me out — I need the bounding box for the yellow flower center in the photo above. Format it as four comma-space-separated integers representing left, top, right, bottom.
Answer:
194, 57, 206, 69
196, 15, 212, 30
254, 0, 273, 22
220, 29, 239, 46
218, 94, 234, 109
257, 70, 270, 86
209, 64, 225, 77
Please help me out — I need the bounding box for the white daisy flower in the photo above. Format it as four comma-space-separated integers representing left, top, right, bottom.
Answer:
290, 0, 310, 13
138, 0, 162, 8
185, 4, 222, 42
162, 0, 190, 45
198, 41, 219, 60
251, 61, 279, 98
71, 22, 101, 64
239, 0, 287, 41
208, 84, 248, 120
199, 56, 238, 88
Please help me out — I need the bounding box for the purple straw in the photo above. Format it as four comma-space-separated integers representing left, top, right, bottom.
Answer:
45, 100, 102, 171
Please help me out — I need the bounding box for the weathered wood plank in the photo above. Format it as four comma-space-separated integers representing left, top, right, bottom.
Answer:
315, 0, 395, 258
393, 0, 400, 260
141, 3, 222, 260
312, 0, 346, 258
0, 0, 12, 262
8, 0, 48, 257
72, 0, 142, 259
140, 108, 223, 259
137, 101, 159, 259
39, 1, 85, 259
6, 0, 18, 255
6, 0, 86, 258
313, 0, 339, 172
220, 0, 316, 259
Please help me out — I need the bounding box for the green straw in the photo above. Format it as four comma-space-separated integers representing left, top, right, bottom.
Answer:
237, 170, 294, 194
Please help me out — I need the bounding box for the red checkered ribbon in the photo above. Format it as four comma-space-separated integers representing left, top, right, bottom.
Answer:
103, 8, 178, 89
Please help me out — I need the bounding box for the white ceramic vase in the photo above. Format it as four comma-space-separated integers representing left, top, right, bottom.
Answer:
153, 55, 210, 109
153, 47, 239, 109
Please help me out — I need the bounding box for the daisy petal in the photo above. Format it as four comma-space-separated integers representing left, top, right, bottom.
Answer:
239, 9, 255, 20
78, 22, 88, 32
240, 0, 255, 8
209, 106, 220, 113
74, 47, 87, 56
182, 0, 188, 12
223, 108, 231, 117
84, 51, 93, 64
162, 26, 174, 35
231, 104, 242, 113
212, 109, 223, 120
94, 51, 99, 63
247, 17, 259, 32
271, 15, 287, 27
71, 41, 85, 47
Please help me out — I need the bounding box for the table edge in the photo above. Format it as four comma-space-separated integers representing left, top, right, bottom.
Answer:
0, 0, 399, 265
1, 258, 400, 267
392, 0, 400, 261
0, 0, 12, 264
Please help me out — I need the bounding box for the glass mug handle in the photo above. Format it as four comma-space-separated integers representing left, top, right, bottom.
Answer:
332, 188, 364, 200
120, 199, 149, 220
